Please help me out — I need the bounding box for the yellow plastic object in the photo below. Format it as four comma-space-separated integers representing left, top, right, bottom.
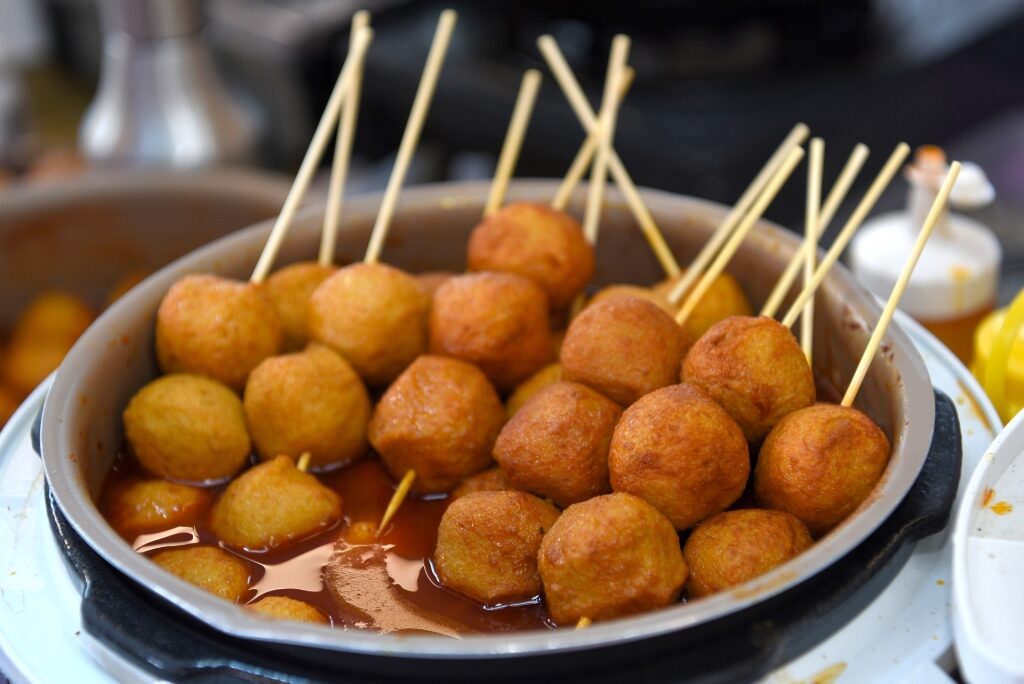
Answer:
972, 289, 1024, 422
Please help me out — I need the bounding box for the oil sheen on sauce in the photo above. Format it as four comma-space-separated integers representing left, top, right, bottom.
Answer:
99, 454, 554, 634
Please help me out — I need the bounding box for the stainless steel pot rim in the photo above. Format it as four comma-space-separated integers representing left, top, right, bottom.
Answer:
40, 179, 935, 659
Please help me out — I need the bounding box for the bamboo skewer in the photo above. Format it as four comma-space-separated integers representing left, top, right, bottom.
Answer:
760, 143, 870, 318
576, 617, 592, 630
675, 146, 805, 326
779, 143, 911, 328
664, 123, 810, 306
364, 10, 457, 264
483, 69, 543, 217
551, 67, 636, 212
250, 26, 374, 283
842, 162, 962, 407
538, 36, 681, 278
801, 138, 824, 364
319, 10, 371, 267
296, 452, 312, 473
377, 469, 417, 535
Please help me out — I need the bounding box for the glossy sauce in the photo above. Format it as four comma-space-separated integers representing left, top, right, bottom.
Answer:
99, 454, 553, 634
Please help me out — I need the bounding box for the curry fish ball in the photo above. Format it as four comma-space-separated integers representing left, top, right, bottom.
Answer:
11, 290, 94, 344
369, 355, 505, 493
609, 384, 749, 530
682, 315, 815, 442
505, 362, 561, 419
588, 284, 673, 315
430, 273, 553, 392
2, 339, 71, 395
467, 202, 594, 309
151, 546, 249, 602
683, 509, 812, 598
450, 467, 514, 500
123, 374, 251, 482
435, 491, 560, 604
495, 381, 620, 507
654, 272, 753, 348
265, 262, 335, 350
156, 274, 283, 390
538, 493, 687, 625
248, 596, 329, 624
755, 404, 891, 535
107, 480, 211, 538
308, 262, 429, 386
244, 344, 370, 470
561, 296, 685, 406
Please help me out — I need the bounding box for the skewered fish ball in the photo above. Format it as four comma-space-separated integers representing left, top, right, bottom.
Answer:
588, 284, 673, 315
505, 362, 561, 419
434, 490, 560, 604
106, 479, 211, 538
495, 381, 620, 507
430, 272, 553, 391
682, 315, 815, 442
561, 296, 685, 406
755, 404, 891, 535
654, 271, 753, 348
309, 262, 429, 386
538, 492, 687, 625
368, 355, 505, 494
265, 262, 335, 350
210, 456, 343, 550
123, 374, 251, 482
467, 202, 594, 309
243, 344, 370, 470
609, 383, 749, 530
248, 596, 329, 624
151, 546, 249, 602
683, 509, 812, 598
10, 290, 94, 344
450, 467, 514, 500
156, 274, 283, 390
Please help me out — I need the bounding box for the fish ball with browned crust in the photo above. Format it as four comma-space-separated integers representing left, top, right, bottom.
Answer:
495, 381, 620, 507
248, 596, 329, 624
151, 546, 249, 602
682, 315, 815, 442
755, 404, 891, 535
654, 271, 753, 348
106, 479, 211, 538
308, 262, 429, 386
683, 509, 812, 598
505, 362, 561, 419
368, 355, 505, 494
561, 296, 685, 406
609, 383, 749, 530
123, 374, 251, 482
156, 274, 283, 390
265, 262, 335, 350
430, 273, 553, 392
467, 202, 594, 309
210, 456, 343, 550
434, 491, 560, 604
244, 344, 370, 470
538, 493, 687, 625
450, 467, 514, 500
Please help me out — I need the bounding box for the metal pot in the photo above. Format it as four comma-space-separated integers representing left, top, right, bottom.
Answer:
39, 180, 941, 679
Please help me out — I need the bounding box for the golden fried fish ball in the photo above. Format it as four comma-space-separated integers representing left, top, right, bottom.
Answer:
755, 404, 891, 535
429, 272, 553, 392
0, 383, 19, 425
654, 271, 753, 348
151, 546, 249, 602
467, 202, 594, 309
416, 271, 456, 299
450, 467, 514, 500
210, 456, 342, 550
243, 344, 370, 470
2, 339, 71, 395
106, 479, 211, 538
308, 262, 429, 386
10, 290, 94, 344
505, 362, 561, 419
369, 355, 505, 494
156, 274, 283, 391
248, 596, 329, 624
123, 374, 251, 482
538, 492, 687, 625
609, 383, 749, 530
588, 284, 673, 314
683, 509, 812, 598
495, 381, 620, 507
265, 262, 336, 350
434, 491, 560, 604
561, 296, 685, 406
682, 315, 815, 441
